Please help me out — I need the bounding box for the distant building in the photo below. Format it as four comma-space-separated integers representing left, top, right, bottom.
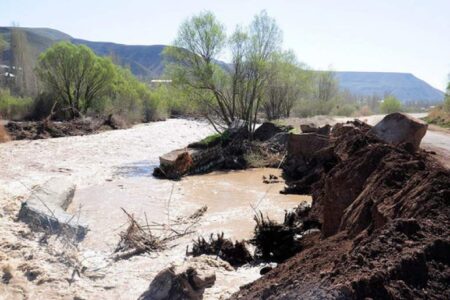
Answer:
149, 79, 172, 88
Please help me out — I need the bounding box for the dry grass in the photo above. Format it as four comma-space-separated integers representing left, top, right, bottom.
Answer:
424, 107, 450, 128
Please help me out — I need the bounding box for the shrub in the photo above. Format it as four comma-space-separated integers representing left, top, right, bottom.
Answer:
354, 105, 373, 116
331, 103, 356, 116
0, 89, 33, 120
424, 106, 450, 128
380, 96, 402, 114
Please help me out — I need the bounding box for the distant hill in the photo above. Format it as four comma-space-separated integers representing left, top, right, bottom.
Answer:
71, 39, 166, 78
0, 27, 165, 79
335, 72, 445, 104
0, 27, 445, 104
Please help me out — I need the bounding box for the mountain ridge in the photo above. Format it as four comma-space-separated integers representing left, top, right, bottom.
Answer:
0, 26, 445, 104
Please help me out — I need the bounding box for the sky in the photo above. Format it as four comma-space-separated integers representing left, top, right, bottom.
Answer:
1, 0, 449, 91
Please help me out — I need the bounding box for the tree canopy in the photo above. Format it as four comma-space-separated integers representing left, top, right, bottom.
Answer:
380, 95, 402, 114
165, 10, 287, 132
36, 42, 115, 118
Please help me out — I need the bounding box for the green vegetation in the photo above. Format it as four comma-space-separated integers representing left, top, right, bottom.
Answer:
424, 79, 450, 128
445, 81, 450, 113
0, 22, 438, 129
380, 96, 402, 114
1, 37, 168, 123
165, 11, 284, 132
36, 42, 116, 118
189, 131, 230, 148
0, 88, 33, 120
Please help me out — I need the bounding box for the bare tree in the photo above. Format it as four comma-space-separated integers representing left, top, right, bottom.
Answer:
10, 27, 38, 96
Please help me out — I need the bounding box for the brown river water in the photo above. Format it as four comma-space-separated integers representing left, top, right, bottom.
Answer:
69, 168, 310, 251
0, 119, 309, 299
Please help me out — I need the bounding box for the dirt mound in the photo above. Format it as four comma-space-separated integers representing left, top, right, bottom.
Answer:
232, 121, 450, 299
4, 117, 118, 140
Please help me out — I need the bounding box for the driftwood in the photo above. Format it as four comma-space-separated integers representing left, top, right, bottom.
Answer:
113, 206, 208, 261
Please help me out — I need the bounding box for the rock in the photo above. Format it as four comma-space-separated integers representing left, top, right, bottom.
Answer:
158, 149, 196, 179
18, 178, 88, 241
300, 124, 331, 135
158, 145, 226, 179
138, 257, 217, 300
105, 114, 129, 130
368, 113, 428, 151
254, 122, 285, 141
287, 133, 331, 160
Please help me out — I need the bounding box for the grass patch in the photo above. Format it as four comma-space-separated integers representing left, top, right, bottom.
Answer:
189, 131, 230, 148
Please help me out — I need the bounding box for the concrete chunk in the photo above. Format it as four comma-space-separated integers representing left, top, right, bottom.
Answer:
18, 178, 88, 241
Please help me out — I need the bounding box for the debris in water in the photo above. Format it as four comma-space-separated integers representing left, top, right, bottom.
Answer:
189, 233, 252, 267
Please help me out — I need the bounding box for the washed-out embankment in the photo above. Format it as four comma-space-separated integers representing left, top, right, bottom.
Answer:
154, 113, 449, 299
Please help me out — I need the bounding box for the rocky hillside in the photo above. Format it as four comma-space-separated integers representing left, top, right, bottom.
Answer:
0, 27, 445, 103
336, 71, 445, 104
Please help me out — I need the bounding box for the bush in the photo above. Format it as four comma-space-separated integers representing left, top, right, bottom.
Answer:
189, 131, 230, 148
354, 105, 373, 116
0, 89, 33, 120
293, 99, 336, 117
331, 103, 356, 116
424, 106, 450, 128
444, 96, 450, 113
380, 96, 402, 114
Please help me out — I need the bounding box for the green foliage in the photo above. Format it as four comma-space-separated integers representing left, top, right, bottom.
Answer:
189, 131, 230, 149
36, 42, 116, 118
380, 96, 402, 114
444, 81, 450, 113
35, 41, 168, 122
331, 103, 356, 116
0, 88, 33, 120
165, 10, 283, 132
424, 106, 450, 128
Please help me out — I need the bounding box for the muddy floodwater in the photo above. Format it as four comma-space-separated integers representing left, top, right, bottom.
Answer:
0, 119, 310, 299
69, 168, 309, 251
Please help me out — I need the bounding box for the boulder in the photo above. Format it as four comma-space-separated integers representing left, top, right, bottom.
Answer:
158, 149, 196, 179
18, 178, 88, 241
254, 122, 285, 141
300, 124, 331, 135
105, 114, 129, 130
287, 133, 331, 159
138, 257, 218, 300
368, 113, 428, 151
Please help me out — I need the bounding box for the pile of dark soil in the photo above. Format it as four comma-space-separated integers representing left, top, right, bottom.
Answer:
5, 114, 128, 140
231, 122, 450, 299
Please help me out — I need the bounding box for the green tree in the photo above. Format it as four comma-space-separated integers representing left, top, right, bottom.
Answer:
380, 95, 402, 114
263, 51, 311, 120
165, 10, 282, 133
444, 80, 450, 113
36, 42, 115, 118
